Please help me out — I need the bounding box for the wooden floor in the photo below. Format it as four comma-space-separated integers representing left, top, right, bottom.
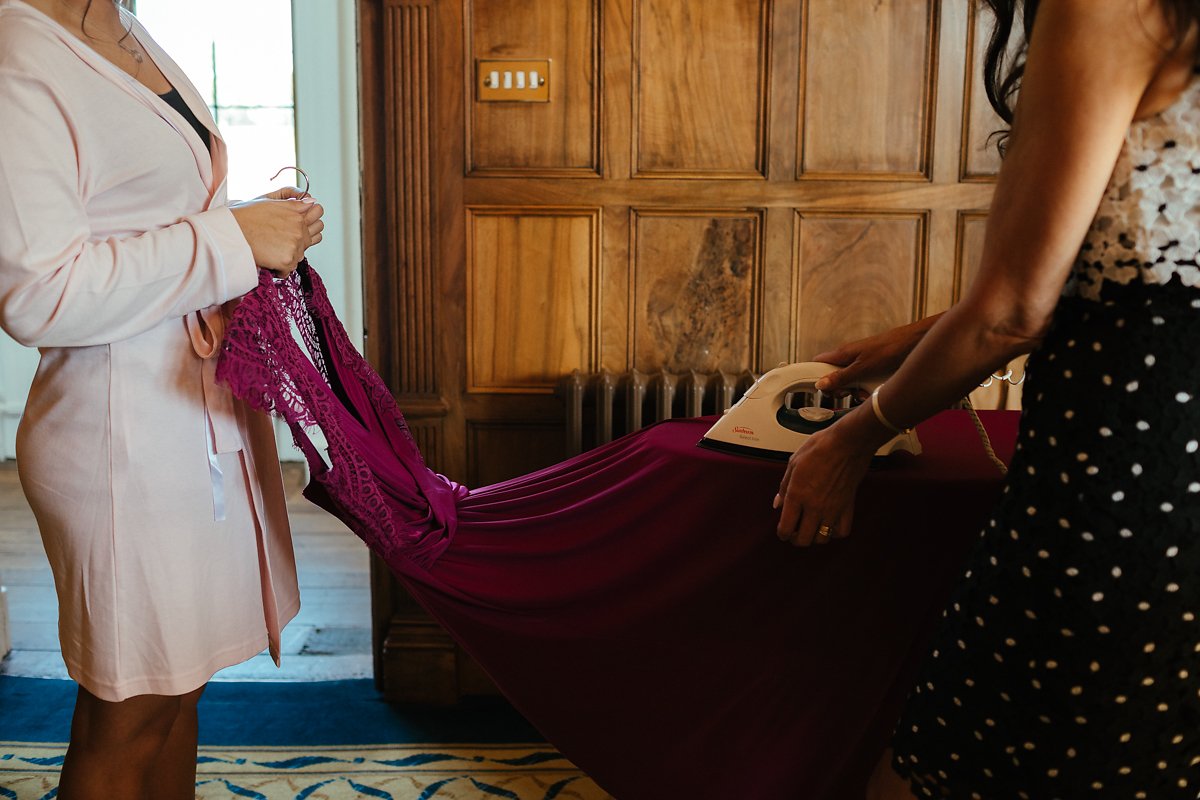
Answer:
0, 460, 372, 682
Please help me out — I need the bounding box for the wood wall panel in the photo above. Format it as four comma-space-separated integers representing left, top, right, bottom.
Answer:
600, 208, 633, 371
794, 212, 925, 359
961, 1, 1005, 179
799, 0, 938, 179
467, 422, 566, 487
466, 0, 600, 175
407, 424, 442, 480
362, 0, 460, 703
633, 0, 770, 177
467, 209, 599, 392
632, 210, 762, 372
955, 211, 1025, 408
383, 1, 438, 397
954, 210, 988, 301
361, 0, 1004, 702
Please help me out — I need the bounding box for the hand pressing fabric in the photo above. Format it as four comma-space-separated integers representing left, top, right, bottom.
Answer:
773, 402, 893, 547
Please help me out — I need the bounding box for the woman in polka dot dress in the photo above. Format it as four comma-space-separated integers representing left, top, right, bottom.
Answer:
774, 1, 1200, 797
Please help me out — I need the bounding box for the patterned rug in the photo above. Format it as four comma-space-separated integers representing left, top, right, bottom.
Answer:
0, 677, 611, 799
1, 742, 609, 799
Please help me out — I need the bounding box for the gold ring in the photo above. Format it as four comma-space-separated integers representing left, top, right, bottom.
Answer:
817, 525, 832, 538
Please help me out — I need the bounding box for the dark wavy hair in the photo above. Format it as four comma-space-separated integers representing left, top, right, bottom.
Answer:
983, 0, 1200, 149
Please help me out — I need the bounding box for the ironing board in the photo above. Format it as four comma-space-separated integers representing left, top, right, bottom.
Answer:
217, 264, 1019, 800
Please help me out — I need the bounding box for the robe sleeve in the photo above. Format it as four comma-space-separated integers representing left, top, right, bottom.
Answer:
0, 69, 258, 348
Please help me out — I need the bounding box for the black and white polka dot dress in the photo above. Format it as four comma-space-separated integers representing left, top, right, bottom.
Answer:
890, 74, 1200, 798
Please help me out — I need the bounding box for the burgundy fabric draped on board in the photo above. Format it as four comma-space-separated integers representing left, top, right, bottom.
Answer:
217, 264, 1018, 800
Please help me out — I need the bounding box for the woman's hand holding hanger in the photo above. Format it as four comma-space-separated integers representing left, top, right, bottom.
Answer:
230, 185, 324, 277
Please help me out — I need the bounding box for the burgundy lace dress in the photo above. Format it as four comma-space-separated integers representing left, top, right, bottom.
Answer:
217, 263, 1016, 800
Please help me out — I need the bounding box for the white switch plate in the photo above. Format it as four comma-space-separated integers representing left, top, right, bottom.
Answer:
477, 59, 551, 102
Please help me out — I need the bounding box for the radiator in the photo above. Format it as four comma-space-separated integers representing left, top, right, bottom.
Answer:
559, 368, 759, 456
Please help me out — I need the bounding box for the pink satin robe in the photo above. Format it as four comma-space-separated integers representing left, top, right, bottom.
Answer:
0, 0, 299, 701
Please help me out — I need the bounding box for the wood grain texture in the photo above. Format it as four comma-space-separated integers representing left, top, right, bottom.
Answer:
461, 176, 994, 209
359, 0, 395, 398
385, 2, 438, 396
955, 211, 1025, 409
799, 0, 938, 178
925, 2, 970, 316
467, 209, 600, 391
961, 0, 1006, 180
794, 212, 926, 359
957, 210, 1002, 407
467, 0, 600, 175
363, 0, 474, 701
633, 0, 770, 177
601, 206, 633, 371
360, 0, 1005, 701
467, 421, 566, 487
954, 209, 988, 301
632, 210, 762, 372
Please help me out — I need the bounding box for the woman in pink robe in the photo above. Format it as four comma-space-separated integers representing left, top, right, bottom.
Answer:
0, 1, 323, 796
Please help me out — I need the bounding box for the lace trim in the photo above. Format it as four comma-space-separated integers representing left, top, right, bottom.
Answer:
216, 263, 459, 568
1068, 71, 1200, 301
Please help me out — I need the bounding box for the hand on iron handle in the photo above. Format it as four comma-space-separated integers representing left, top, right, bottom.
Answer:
811, 314, 942, 396
773, 405, 892, 547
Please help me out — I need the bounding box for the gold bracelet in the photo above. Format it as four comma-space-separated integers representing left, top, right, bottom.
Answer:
870, 386, 910, 434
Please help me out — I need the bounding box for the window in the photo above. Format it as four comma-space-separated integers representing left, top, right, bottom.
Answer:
134, 0, 297, 201
1, 0, 362, 460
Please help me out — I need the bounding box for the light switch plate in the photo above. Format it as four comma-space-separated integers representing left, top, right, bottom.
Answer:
477, 59, 550, 103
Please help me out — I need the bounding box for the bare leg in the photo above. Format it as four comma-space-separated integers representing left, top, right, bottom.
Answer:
145, 684, 206, 800
56, 685, 184, 800
866, 749, 920, 800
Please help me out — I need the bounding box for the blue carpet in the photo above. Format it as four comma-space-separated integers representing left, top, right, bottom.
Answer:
0, 678, 608, 797
0, 677, 543, 746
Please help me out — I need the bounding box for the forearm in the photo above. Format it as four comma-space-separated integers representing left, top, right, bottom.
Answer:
0, 209, 256, 347
867, 301, 1037, 432
0, 70, 257, 348
776, 0, 1180, 546
812, 312, 945, 393
856, 0, 1170, 431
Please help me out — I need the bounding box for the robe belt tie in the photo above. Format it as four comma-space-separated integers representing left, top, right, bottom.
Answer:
186, 306, 245, 521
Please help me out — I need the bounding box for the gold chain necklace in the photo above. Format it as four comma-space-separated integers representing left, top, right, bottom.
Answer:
110, 17, 144, 66
57, 1, 144, 70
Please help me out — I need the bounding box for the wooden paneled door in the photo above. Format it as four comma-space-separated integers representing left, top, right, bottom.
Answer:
359, 0, 1014, 702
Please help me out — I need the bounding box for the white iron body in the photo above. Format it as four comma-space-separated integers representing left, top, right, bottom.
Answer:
698, 362, 922, 461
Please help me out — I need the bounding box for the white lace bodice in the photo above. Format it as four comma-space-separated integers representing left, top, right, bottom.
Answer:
1067, 66, 1200, 301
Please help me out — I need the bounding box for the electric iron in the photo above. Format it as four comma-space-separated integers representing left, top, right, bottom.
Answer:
697, 362, 922, 461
